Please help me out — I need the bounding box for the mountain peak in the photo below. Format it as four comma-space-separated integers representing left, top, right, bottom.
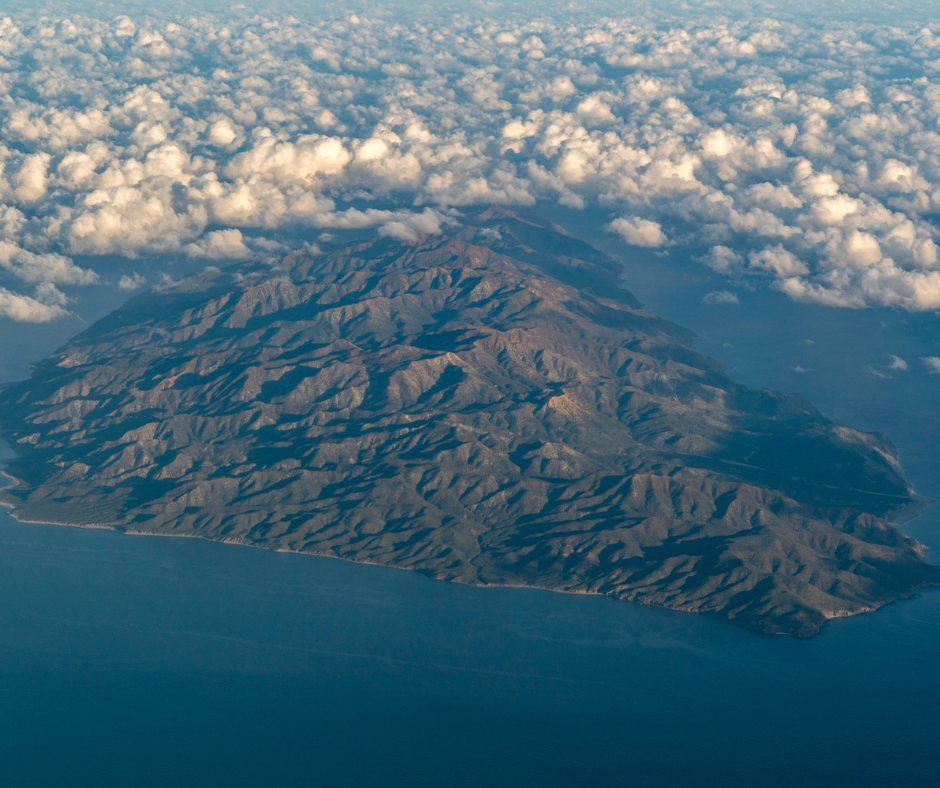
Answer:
1, 214, 936, 637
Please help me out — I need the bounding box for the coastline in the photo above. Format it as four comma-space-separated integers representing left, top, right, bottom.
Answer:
3, 465, 937, 639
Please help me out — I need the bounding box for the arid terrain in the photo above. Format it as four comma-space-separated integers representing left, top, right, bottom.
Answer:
2, 208, 936, 637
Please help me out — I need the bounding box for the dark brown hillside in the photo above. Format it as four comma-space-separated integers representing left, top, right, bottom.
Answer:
1, 209, 936, 636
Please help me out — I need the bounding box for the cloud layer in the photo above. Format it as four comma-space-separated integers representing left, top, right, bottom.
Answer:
1, 7, 940, 316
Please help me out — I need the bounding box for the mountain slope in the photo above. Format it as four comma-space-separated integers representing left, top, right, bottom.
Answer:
2, 208, 936, 636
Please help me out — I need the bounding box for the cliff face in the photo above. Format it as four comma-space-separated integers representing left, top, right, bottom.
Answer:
1, 208, 936, 636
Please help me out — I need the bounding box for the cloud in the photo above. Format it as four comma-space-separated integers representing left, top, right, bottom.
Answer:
313, 207, 449, 243
826, 231, 882, 269
0, 241, 98, 285
0, 286, 68, 322
34, 282, 67, 307
223, 135, 352, 186
608, 217, 668, 248
207, 119, 239, 147
13, 153, 51, 205
377, 209, 448, 243
889, 355, 909, 371
922, 357, 940, 374
0, 8, 937, 313
702, 290, 739, 304
186, 229, 251, 260
748, 246, 809, 278
698, 246, 744, 274
118, 272, 147, 290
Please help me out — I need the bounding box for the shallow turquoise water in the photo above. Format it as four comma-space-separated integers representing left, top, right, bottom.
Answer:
1, 238, 939, 787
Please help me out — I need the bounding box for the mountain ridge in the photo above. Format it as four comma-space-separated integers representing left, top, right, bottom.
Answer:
1, 208, 936, 637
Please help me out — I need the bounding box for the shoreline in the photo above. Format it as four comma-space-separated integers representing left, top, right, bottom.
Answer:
2, 466, 937, 639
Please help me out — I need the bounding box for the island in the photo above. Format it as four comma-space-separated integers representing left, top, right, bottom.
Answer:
1, 207, 937, 637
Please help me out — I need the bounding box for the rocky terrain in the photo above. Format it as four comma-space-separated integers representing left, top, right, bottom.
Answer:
1, 207, 936, 636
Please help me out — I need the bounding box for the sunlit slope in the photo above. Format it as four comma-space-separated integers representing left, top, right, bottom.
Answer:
2, 209, 936, 636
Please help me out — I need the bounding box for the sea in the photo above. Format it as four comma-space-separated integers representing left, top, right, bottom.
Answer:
1, 235, 938, 787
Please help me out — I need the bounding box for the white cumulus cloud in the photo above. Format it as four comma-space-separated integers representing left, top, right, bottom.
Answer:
0, 286, 68, 323
186, 229, 251, 260
608, 217, 668, 248
0, 6, 936, 316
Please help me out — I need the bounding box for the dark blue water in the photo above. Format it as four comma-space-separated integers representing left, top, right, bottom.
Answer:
2, 235, 939, 787
1, 502, 939, 787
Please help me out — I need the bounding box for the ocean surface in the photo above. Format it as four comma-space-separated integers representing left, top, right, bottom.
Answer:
1, 236, 939, 787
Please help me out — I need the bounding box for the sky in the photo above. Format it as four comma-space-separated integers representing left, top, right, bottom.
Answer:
0, 1, 940, 324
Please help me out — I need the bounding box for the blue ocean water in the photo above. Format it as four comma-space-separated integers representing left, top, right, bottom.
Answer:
1, 239, 939, 787
1, 501, 939, 787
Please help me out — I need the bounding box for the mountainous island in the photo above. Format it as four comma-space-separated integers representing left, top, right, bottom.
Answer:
1, 207, 937, 637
